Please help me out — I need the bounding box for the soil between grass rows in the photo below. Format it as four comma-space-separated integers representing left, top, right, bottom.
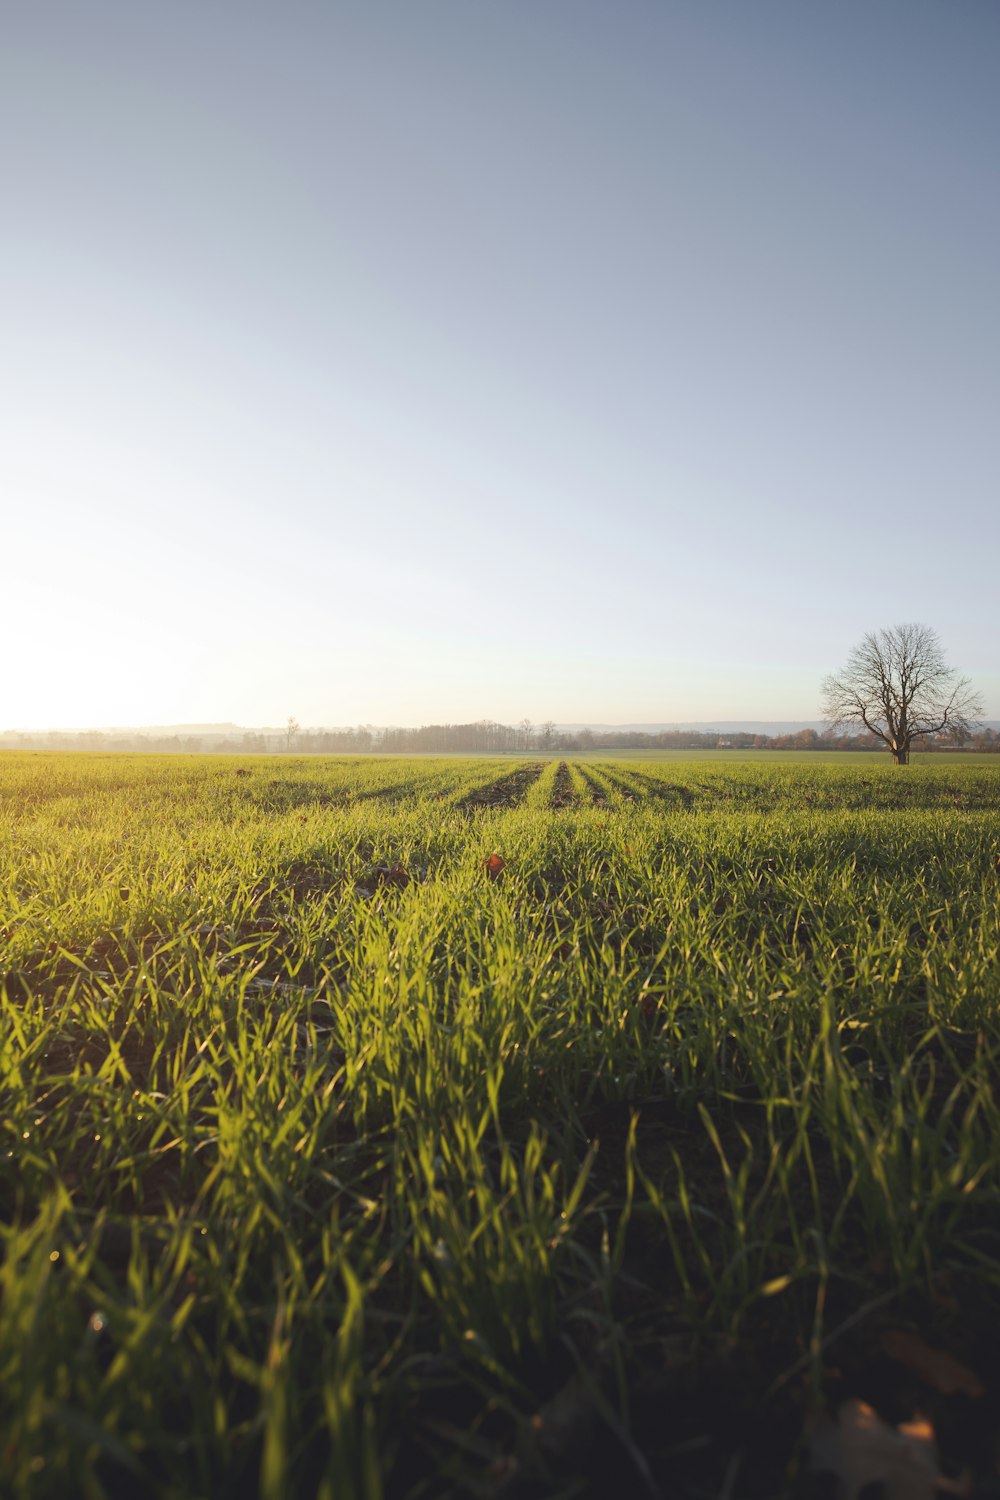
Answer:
454, 763, 545, 811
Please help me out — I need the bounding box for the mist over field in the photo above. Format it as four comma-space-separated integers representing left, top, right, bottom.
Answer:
4, 717, 999, 756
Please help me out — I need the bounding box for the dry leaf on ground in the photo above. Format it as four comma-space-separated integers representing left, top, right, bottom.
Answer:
881, 1329, 984, 1398
809, 1399, 970, 1500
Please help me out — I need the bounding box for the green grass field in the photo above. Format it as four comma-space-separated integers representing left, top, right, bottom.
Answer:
2, 753, 999, 1498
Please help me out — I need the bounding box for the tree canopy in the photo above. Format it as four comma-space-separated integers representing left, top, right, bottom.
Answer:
822, 623, 982, 764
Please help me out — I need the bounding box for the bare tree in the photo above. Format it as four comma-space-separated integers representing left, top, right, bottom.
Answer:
822, 624, 981, 764
286, 716, 300, 753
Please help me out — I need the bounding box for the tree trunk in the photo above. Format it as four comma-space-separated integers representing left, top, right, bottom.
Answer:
891, 745, 909, 765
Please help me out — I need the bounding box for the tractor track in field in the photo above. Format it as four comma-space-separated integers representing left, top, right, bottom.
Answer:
550, 762, 578, 809
353, 777, 458, 806
574, 766, 613, 807
609, 768, 697, 809
243, 777, 436, 812
588, 766, 643, 803
454, 763, 544, 812
591, 765, 702, 809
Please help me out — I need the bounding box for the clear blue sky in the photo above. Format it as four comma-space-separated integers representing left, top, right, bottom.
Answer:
3, 0, 997, 728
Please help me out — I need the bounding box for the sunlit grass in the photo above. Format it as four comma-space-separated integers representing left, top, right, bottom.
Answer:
1, 753, 999, 1497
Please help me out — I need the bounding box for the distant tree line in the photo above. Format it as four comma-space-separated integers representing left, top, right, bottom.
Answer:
1, 720, 996, 755
546, 725, 997, 753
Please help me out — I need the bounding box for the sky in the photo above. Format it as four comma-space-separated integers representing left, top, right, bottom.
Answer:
2, 0, 998, 729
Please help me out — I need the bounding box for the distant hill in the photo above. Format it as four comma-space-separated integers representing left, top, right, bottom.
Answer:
557, 720, 1000, 734
558, 721, 831, 735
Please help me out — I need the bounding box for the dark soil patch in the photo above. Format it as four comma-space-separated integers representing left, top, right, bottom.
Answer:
456, 764, 544, 812
615, 769, 697, 808
354, 861, 412, 895
575, 766, 611, 807
389, 1094, 1000, 1499
354, 778, 443, 805
254, 860, 343, 903
591, 767, 642, 803
550, 762, 577, 809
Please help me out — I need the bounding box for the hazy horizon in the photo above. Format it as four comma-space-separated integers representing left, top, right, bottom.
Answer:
4, 1, 998, 727
5, 716, 1000, 740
